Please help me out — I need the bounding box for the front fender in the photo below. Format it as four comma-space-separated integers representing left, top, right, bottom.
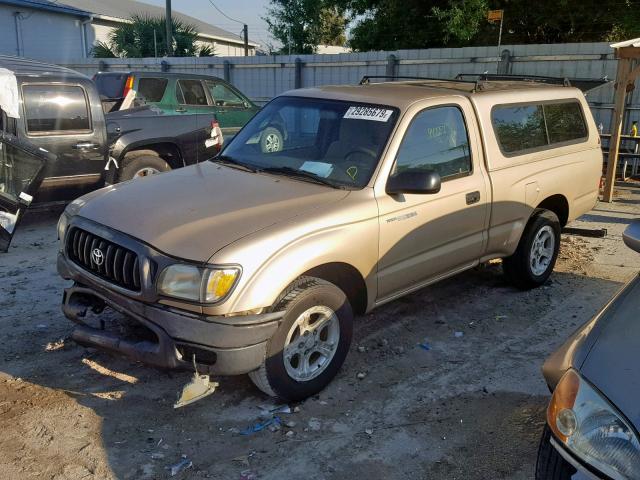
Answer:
205, 215, 379, 316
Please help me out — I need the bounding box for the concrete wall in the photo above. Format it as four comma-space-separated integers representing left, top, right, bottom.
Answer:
0, 4, 89, 60
54, 42, 639, 132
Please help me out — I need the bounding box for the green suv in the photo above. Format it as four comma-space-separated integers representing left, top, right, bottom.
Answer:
94, 72, 260, 141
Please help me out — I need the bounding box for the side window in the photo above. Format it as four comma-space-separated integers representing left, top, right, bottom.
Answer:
492, 105, 547, 154
394, 106, 471, 180
137, 77, 168, 102
176, 80, 207, 106
544, 102, 587, 144
23, 84, 91, 134
205, 81, 246, 107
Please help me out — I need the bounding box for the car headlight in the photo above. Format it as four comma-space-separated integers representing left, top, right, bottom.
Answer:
57, 212, 69, 241
548, 369, 640, 479
157, 265, 240, 303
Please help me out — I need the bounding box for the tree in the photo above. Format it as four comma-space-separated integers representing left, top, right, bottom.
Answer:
331, 0, 640, 51
264, 0, 348, 54
91, 14, 210, 58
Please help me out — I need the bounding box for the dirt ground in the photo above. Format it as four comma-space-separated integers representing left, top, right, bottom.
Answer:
2, 184, 640, 480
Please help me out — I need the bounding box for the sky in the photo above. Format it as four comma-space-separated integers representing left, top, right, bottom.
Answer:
144, 0, 276, 49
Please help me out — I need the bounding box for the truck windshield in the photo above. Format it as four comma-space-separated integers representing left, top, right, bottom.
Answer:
219, 96, 399, 189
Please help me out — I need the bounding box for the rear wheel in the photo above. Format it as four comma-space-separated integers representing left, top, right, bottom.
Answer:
503, 209, 561, 289
117, 154, 170, 182
249, 276, 353, 401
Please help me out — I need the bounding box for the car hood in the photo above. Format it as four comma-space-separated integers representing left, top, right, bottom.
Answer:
74, 161, 349, 262
580, 275, 640, 430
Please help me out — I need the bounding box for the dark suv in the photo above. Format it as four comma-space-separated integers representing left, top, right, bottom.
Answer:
94, 71, 260, 141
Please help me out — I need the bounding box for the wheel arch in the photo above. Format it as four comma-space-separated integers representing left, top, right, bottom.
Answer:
300, 262, 368, 315
121, 142, 184, 169
536, 194, 569, 227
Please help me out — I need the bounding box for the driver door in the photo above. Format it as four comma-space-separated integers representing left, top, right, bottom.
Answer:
0, 135, 51, 252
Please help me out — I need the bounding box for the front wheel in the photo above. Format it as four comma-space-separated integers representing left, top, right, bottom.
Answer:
503, 209, 561, 290
249, 276, 353, 401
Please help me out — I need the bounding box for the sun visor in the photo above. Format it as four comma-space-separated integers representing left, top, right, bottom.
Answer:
0, 68, 20, 118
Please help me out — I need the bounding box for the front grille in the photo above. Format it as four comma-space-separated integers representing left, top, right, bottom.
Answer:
67, 227, 141, 291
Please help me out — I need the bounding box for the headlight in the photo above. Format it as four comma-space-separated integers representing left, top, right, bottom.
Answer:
157, 264, 239, 303
548, 369, 640, 479
57, 212, 69, 241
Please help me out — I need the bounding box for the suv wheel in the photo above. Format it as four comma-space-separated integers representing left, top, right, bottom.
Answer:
118, 154, 170, 182
249, 276, 353, 401
503, 209, 561, 289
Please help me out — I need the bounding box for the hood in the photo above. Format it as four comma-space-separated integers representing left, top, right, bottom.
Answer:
75, 162, 349, 262
579, 275, 640, 430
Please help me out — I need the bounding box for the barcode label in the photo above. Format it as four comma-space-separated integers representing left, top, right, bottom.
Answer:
343, 106, 393, 122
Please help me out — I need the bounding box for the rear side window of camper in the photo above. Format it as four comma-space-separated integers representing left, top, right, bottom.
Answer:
492, 100, 587, 155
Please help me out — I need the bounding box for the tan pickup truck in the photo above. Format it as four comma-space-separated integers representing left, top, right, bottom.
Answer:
57, 77, 602, 401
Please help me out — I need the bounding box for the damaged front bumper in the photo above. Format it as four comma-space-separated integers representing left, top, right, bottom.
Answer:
59, 255, 283, 376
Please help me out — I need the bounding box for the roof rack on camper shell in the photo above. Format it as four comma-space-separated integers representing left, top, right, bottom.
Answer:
358, 74, 609, 93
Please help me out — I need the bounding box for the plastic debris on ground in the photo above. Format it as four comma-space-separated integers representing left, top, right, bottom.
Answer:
241, 416, 281, 435
418, 342, 431, 351
307, 418, 321, 431
258, 404, 291, 417
166, 456, 193, 476
240, 470, 258, 480
454, 331, 464, 338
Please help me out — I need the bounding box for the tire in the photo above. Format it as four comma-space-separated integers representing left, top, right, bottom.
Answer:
535, 425, 577, 479
249, 276, 353, 401
503, 209, 561, 290
117, 154, 171, 182
259, 127, 283, 153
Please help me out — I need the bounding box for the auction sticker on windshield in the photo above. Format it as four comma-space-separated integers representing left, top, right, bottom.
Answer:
343, 106, 393, 122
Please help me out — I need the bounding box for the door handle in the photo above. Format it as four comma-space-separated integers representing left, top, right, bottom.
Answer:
175, 107, 187, 113
73, 142, 100, 150
465, 191, 480, 205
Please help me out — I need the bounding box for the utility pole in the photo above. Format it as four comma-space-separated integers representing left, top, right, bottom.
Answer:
487, 9, 504, 73
165, 0, 172, 56
243, 24, 249, 56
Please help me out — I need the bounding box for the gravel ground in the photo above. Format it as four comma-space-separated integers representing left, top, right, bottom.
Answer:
1, 184, 640, 480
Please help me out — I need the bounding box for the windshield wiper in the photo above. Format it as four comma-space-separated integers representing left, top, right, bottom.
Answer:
260, 166, 343, 189
210, 155, 258, 173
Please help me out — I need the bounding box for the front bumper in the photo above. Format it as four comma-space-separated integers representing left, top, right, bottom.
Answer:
59, 254, 283, 375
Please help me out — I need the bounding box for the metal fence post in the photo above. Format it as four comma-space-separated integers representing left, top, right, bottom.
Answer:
224, 60, 231, 82
386, 54, 398, 78
295, 58, 303, 89
497, 49, 512, 75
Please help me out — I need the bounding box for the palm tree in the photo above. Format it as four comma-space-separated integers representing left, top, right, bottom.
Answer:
92, 14, 206, 58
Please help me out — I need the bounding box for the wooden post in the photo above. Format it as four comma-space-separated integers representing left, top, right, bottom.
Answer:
603, 57, 633, 202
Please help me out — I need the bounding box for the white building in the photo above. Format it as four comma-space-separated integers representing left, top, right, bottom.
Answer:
0, 0, 259, 61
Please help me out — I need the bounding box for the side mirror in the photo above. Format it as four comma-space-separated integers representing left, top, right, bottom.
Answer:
623, 222, 640, 253
386, 170, 441, 195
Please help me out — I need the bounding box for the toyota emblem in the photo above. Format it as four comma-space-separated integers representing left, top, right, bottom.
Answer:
91, 248, 104, 266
